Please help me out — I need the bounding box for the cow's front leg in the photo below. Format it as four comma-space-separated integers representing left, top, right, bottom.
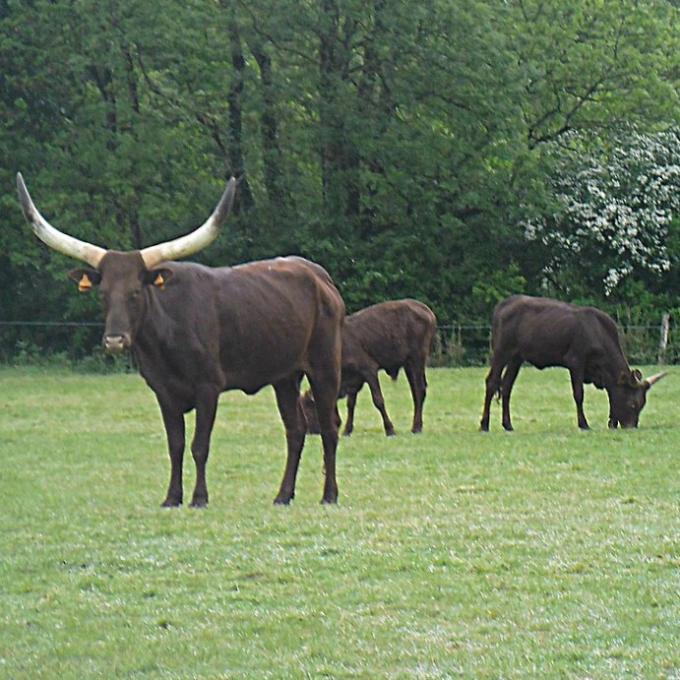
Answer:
190, 385, 220, 507
500, 358, 522, 431
159, 402, 186, 507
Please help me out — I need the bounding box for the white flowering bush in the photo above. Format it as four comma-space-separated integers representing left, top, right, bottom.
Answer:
524, 128, 680, 294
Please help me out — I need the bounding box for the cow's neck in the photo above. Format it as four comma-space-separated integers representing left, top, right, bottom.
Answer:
132, 288, 180, 370
602, 349, 631, 389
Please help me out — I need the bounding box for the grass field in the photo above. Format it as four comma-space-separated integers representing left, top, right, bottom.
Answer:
1, 365, 678, 679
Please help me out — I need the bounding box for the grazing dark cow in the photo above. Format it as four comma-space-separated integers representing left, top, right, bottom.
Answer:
302, 299, 437, 436
17, 173, 344, 506
480, 294, 667, 431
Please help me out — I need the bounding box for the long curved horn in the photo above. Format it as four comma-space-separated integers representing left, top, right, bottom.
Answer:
140, 177, 237, 269
17, 173, 107, 268
644, 371, 668, 389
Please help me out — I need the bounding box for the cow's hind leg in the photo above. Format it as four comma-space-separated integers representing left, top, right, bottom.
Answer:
343, 386, 361, 437
273, 373, 306, 505
365, 371, 396, 436
480, 354, 507, 431
404, 359, 427, 434
189, 385, 220, 507
306, 370, 340, 504
500, 357, 522, 431
159, 401, 186, 507
305, 320, 342, 504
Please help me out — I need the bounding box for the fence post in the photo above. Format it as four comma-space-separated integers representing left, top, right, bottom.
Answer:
657, 312, 670, 364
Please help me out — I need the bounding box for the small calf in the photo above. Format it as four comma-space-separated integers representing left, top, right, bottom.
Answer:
302, 299, 437, 436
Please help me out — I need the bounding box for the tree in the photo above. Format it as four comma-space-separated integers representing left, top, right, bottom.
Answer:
510, 0, 680, 148
524, 128, 680, 297
2, 0, 680, 361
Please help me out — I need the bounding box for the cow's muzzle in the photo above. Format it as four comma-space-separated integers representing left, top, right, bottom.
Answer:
103, 333, 131, 354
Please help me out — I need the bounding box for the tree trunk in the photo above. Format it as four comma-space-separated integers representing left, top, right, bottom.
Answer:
226, 6, 254, 210
317, 0, 360, 224
251, 40, 286, 210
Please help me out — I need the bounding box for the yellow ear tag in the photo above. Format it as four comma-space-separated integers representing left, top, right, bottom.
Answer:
78, 273, 92, 292
154, 273, 165, 289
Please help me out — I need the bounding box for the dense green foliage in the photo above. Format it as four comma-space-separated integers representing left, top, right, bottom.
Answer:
1, 366, 679, 677
1, 0, 680, 358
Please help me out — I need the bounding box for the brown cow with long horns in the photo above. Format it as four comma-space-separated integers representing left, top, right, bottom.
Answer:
17, 173, 344, 506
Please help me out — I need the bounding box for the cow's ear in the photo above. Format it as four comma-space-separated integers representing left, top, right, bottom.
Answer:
68, 268, 101, 293
618, 369, 643, 387
143, 268, 174, 290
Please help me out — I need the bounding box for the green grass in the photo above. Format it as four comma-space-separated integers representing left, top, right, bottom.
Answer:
0, 365, 678, 679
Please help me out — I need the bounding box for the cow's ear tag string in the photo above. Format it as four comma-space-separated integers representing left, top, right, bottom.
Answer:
154, 273, 165, 289
78, 273, 92, 292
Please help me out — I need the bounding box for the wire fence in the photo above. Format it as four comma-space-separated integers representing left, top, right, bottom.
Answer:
0, 320, 106, 367
433, 320, 678, 367
1, 318, 677, 367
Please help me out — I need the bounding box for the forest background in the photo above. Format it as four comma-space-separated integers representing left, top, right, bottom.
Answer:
1, 0, 680, 363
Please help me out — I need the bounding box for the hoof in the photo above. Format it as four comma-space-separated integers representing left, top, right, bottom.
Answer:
321, 497, 338, 505
161, 498, 182, 508
273, 492, 293, 505
189, 497, 208, 508
385, 429, 396, 437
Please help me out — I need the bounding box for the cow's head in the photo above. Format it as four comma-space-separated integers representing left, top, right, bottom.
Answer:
608, 368, 667, 428
17, 173, 236, 354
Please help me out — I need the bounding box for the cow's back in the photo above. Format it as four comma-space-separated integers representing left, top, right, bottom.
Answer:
138, 257, 344, 397
490, 294, 622, 369
345, 299, 436, 368
217, 257, 344, 388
